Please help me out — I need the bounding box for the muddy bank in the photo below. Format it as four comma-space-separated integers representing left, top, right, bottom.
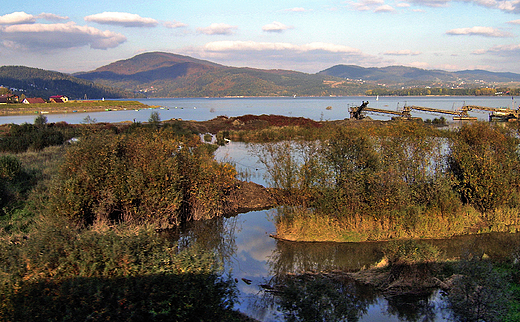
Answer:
224, 181, 279, 215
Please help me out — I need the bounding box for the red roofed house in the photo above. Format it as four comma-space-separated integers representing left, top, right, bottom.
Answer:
49, 95, 69, 103
0, 94, 19, 104
22, 97, 46, 104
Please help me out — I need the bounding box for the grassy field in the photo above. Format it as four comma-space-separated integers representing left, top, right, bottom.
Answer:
0, 100, 149, 116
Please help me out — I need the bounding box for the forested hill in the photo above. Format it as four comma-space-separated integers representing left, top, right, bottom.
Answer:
74, 52, 363, 97
0, 66, 139, 99
319, 65, 520, 84
75, 52, 520, 97
5, 52, 520, 99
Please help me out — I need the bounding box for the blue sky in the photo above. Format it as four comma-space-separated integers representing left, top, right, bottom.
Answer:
2, 0, 520, 74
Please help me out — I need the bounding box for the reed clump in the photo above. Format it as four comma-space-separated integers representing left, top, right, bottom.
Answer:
257, 121, 520, 242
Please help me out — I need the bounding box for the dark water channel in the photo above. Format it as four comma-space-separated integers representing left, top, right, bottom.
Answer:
168, 142, 520, 321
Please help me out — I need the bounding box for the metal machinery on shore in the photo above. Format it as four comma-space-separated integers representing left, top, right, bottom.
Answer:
349, 101, 519, 122
464, 105, 520, 122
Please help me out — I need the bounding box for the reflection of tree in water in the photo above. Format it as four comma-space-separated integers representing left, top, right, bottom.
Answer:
385, 292, 438, 322
443, 259, 511, 322
275, 274, 375, 322
268, 239, 385, 275
162, 215, 238, 265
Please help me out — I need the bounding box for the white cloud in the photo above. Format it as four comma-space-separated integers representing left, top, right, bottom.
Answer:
446, 26, 512, 37
384, 50, 422, 55
375, 4, 396, 11
284, 7, 307, 12
197, 23, 237, 35
508, 19, 520, 24
203, 41, 362, 54
472, 49, 488, 54
262, 21, 292, 32
164, 20, 188, 29
437, 64, 460, 70
351, 0, 395, 12
408, 61, 431, 68
184, 40, 382, 73
401, 0, 450, 7
403, 0, 520, 12
0, 22, 126, 50
37, 13, 69, 21
477, 43, 520, 56
0, 12, 36, 25
84, 12, 158, 28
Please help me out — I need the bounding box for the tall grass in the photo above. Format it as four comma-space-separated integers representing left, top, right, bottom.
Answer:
257, 121, 520, 241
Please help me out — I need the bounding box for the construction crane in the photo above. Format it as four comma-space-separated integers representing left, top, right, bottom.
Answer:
349, 101, 412, 120
464, 105, 519, 122
404, 105, 477, 121
349, 101, 369, 119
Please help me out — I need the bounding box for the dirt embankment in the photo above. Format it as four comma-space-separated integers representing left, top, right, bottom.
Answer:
179, 114, 323, 134
224, 181, 279, 214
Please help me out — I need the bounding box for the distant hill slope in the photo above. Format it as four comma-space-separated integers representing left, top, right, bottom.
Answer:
89, 52, 222, 75
75, 52, 520, 97
319, 65, 520, 84
75, 52, 361, 97
8, 52, 520, 99
0, 66, 137, 99
454, 69, 520, 82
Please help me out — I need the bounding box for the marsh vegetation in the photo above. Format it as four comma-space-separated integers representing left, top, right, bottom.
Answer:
249, 121, 520, 242
2, 113, 520, 320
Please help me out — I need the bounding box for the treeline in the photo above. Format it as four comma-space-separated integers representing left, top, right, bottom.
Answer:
0, 66, 141, 99
366, 87, 520, 96
255, 121, 520, 242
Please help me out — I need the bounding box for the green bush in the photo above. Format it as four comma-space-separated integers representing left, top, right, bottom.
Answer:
0, 220, 238, 321
448, 123, 520, 213
444, 259, 511, 322
48, 128, 236, 227
0, 123, 68, 153
0, 155, 21, 179
384, 239, 441, 265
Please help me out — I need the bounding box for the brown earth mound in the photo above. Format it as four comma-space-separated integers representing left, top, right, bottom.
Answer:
178, 114, 322, 134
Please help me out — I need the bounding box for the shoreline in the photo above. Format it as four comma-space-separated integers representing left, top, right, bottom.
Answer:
0, 101, 149, 117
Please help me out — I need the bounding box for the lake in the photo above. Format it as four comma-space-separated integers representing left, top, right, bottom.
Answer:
0, 95, 518, 124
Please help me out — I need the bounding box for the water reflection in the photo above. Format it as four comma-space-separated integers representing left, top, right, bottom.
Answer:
384, 292, 441, 322
163, 215, 238, 265
167, 140, 520, 321
269, 239, 385, 275
273, 274, 374, 322
163, 206, 520, 321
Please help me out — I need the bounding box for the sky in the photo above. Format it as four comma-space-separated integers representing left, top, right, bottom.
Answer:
2, 0, 520, 74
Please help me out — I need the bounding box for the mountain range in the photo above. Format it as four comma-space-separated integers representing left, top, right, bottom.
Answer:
0, 66, 139, 100
3, 51, 520, 99
73, 52, 520, 97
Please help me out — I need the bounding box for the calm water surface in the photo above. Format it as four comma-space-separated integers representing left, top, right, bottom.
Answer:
211, 142, 520, 322
0, 96, 518, 124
